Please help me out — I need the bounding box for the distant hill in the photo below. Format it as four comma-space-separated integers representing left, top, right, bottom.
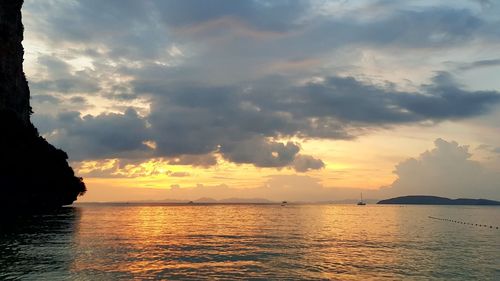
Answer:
314, 199, 379, 204
193, 197, 219, 203
193, 197, 274, 204
218, 198, 274, 204
80, 198, 277, 204
377, 195, 500, 205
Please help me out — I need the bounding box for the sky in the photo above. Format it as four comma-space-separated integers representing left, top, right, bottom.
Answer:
21, 0, 500, 202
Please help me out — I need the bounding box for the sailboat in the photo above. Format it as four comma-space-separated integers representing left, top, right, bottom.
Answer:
357, 193, 366, 205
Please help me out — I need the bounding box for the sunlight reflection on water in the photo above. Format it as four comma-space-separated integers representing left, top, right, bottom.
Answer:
1, 204, 499, 280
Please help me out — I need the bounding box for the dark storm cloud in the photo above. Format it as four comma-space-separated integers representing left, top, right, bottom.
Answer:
33, 64, 500, 170
139, 73, 499, 134
23, 1, 500, 171
31, 55, 101, 94
397, 72, 500, 119
129, 73, 500, 169
281, 76, 418, 124
167, 154, 218, 167
35, 108, 152, 161
220, 139, 300, 168
292, 73, 499, 123
143, 84, 324, 171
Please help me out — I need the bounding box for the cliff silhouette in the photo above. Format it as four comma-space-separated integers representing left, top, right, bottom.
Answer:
0, 0, 85, 209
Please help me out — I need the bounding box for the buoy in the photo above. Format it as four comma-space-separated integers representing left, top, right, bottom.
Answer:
429, 216, 498, 230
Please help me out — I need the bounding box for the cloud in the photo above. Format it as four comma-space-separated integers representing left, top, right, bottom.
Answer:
154, 0, 310, 32
76, 138, 500, 202
220, 138, 300, 168
398, 72, 500, 119
142, 175, 368, 202
140, 73, 499, 162
476, 143, 500, 154
167, 171, 190, 177
290, 73, 500, 124
31, 56, 101, 94
73, 158, 193, 178
167, 154, 218, 167
33, 79, 100, 95
32, 72, 500, 172
69, 96, 87, 105
457, 58, 500, 71
384, 138, 500, 199
35, 108, 152, 161
25, 0, 165, 60
22, 0, 500, 174
292, 155, 325, 172
23, 1, 499, 77
81, 185, 173, 202
161, 139, 500, 201
31, 94, 61, 105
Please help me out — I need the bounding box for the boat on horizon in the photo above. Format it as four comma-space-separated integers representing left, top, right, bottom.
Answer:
357, 193, 366, 205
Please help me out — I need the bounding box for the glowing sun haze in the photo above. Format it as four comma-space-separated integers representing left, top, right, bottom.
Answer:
22, 0, 500, 202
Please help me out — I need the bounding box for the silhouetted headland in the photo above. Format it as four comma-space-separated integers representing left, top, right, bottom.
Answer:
0, 0, 85, 210
377, 195, 500, 205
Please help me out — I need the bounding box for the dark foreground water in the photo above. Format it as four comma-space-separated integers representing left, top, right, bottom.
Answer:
0, 204, 499, 280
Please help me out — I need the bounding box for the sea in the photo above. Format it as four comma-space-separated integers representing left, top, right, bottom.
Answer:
0, 204, 499, 280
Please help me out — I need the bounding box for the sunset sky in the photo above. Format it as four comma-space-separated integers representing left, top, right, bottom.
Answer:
22, 0, 500, 202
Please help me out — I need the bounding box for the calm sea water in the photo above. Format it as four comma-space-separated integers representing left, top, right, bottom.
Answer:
0, 204, 499, 280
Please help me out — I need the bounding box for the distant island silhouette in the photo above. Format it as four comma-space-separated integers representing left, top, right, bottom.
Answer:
377, 195, 500, 205
0, 0, 85, 209
78, 198, 277, 205
192, 197, 274, 204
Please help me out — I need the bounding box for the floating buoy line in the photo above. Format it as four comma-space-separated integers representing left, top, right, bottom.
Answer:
428, 216, 499, 230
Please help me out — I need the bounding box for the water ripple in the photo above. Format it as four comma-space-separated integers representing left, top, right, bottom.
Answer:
1, 205, 499, 280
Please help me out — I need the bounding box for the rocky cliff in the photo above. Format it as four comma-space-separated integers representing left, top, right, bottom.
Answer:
0, 0, 86, 209
0, 0, 30, 124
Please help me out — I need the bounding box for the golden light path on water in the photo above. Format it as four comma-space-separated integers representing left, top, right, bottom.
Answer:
1, 204, 499, 280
